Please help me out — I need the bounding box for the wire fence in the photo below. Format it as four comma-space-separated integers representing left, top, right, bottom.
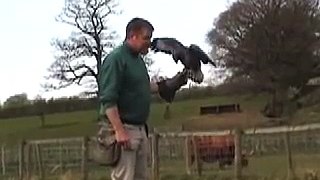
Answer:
0, 124, 320, 180
0, 138, 87, 180
153, 124, 320, 180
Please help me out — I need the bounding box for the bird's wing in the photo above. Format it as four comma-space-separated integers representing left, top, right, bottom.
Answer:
188, 44, 216, 67
150, 37, 186, 62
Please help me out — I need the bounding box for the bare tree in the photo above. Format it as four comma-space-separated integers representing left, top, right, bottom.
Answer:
43, 0, 121, 96
207, 0, 320, 118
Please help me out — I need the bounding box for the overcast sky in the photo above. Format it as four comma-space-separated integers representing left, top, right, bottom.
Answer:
0, 0, 234, 103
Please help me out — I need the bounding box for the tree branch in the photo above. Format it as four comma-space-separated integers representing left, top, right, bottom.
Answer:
44, 0, 123, 94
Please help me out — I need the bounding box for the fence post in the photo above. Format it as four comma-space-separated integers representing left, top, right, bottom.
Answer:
81, 136, 89, 180
35, 143, 44, 179
19, 139, 26, 180
184, 136, 191, 175
1, 145, 5, 176
151, 131, 159, 180
284, 131, 296, 180
234, 128, 242, 180
191, 135, 201, 177
59, 142, 64, 174
25, 143, 31, 179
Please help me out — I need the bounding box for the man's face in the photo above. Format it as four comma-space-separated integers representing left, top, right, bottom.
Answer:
132, 28, 153, 55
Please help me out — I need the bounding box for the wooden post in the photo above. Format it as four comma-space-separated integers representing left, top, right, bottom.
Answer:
181, 124, 185, 131
35, 143, 44, 180
1, 145, 5, 176
59, 142, 64, 174
19, 140, 26, 180
168, 140, 173, 160
234, 129, 242, 180
151, 132, 159, 180
184, 136, 191, 175
284, 131, 296, 180
25, 144, 31, 179
191, 136, 201, 177
81, 136, 89, 180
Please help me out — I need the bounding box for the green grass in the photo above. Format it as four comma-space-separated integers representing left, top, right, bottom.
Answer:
0, 110, 97, 145
0, 93, 319, 146
56, 153, 319, 180
0, 95, 266, 145
152, 153, 320, 180
1, 94, 319, 179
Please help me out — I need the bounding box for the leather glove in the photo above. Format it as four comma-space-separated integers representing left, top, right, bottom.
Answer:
157, 69, 188, 103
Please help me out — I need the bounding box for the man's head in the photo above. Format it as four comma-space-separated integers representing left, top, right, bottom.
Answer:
125, 17, 154, 55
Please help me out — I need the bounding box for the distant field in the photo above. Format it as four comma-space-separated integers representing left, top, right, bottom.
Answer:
0, 94, 319, 145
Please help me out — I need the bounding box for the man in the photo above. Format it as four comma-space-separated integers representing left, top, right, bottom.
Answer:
99, 17, 188, 180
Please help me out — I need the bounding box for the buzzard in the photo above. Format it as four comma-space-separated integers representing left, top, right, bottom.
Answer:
150, 37, 216, 83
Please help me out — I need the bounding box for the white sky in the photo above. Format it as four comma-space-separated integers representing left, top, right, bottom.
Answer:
0, 0, 233, 103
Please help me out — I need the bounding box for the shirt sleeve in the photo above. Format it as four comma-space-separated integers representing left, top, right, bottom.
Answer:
99, 53, 125, 112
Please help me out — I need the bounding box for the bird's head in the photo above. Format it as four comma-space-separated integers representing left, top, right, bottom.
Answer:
150, 38, 159, 50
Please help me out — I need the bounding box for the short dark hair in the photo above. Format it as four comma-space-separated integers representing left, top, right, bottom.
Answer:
125, 17, 154, 40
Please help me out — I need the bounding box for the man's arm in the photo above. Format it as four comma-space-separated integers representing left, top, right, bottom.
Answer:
99, 55, 123, 122
105, 106, 125, 132
99, 55, 130, 149
105, 106, 130, 149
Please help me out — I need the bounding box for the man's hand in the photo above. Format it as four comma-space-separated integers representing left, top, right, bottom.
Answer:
106, 106, 131, 150
115, 128, 131, 150
157, 69, 188, 103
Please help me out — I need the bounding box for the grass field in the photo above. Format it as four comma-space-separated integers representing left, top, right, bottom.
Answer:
0, 94, 320, 179
155, 153, 320, 180
0, 94, 319, 145
24, 153, 319, 180
27, 153, 319, 180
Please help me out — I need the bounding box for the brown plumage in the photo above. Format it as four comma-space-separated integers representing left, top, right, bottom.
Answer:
150, 37, 216, 83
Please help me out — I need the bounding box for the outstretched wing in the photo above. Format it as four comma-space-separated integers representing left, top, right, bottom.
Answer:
188, 44, 216, 67
150, 37, 187, 62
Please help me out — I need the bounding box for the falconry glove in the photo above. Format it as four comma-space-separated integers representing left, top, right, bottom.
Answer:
157, 70, 188, 103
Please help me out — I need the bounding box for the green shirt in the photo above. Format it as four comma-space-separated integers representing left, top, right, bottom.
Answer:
99, 42, 151, 125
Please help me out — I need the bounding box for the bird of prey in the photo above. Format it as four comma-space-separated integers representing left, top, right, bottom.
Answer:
150, 37, 216, 83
